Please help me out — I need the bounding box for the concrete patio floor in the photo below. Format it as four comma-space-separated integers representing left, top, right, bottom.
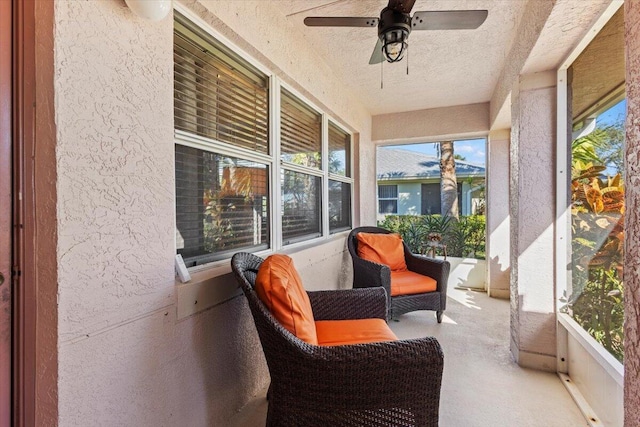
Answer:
230, 287, 587, 427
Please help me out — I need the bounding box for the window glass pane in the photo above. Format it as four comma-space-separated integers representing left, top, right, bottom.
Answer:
329, 180, 351, 232
282, 170, 321, 244
176, 145, 269, 266
564, 7, 625, 363
281, 89, 321, 168
378, 200, 397, 214
328, 122, 350, 176
378, 184, 398, 199
567, 99, 625, 362
174, 13, 269, 154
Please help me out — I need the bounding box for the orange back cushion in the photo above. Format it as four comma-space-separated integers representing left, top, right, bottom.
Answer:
356, 232, 407, 271
255, 254, 318, 345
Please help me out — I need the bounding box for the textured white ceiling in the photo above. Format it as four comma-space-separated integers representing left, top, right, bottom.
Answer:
523, 0, 612, 74
273, 0, 617, 117
275, 0, 528, 115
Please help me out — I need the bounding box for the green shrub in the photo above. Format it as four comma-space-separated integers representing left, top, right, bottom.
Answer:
377, 214, 486, 260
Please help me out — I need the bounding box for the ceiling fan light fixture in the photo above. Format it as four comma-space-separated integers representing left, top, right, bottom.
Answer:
382, 28, 408, 62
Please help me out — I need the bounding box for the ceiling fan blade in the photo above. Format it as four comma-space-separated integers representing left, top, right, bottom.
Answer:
369, 38, 384, 65
387, 0, 417, 14
411, 10, 488, 31
304, 17, 378, 27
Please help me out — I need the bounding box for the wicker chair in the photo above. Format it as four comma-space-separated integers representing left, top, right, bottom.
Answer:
231, 252, 444, 427
348, 227, 450, 323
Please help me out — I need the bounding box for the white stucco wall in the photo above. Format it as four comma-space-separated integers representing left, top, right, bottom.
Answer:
372, 102, 489, 144
487, 130, 510, 299
509, 72, 557, 372
53, 1, 373, 425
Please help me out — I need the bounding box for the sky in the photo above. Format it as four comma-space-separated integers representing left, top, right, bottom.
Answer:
380, 138, 487, 167
377, 99, 625, 170
598, 98, 626, 127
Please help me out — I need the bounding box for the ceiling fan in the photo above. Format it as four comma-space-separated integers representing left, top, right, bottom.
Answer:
304, 0, 488, 64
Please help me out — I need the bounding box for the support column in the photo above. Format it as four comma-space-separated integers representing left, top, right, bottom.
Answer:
486, 130, 510, 299
510, 71, 557, 371
624, 1, 640, 425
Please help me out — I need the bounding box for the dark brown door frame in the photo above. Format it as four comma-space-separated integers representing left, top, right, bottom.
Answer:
1, 0, 14, 424
11, 0, 38, 426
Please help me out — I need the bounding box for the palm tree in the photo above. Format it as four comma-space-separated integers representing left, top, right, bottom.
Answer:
439, 140, 459, 220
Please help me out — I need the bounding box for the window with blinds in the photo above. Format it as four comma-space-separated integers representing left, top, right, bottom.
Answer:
281, 89, 321, 168
175, 145, 269, 266
328, 122, 351, 176
174, 12, 354, 266
174, 13, 269, 154
174, 13, 271, 266
378, 184, 398, 214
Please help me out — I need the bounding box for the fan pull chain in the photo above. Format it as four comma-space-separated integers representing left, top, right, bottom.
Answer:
380, 58, 384, 89
406, 44, 410, 75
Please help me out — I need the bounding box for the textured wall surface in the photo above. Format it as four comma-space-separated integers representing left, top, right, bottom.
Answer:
625, 1, 640, 425
490, 0, 555, 127
523, 0, 611, 75
53, 0, 371, 425
487, 130, 510, 299
55, 0, 176, 342
510, 77, 557, 371
372, 103, 489, 144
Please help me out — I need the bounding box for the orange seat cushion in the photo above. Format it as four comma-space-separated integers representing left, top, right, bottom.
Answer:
255, 254, 318, 345
390, 270, 438, 297
315, 319, 398, 346
356, 232, 407, 271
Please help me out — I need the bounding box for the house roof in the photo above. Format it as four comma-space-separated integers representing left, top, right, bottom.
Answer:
377, 148, 485, 181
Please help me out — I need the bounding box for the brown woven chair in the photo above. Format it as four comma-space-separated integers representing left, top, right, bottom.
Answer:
348, 227, 450, 323
231, 252, 444, 427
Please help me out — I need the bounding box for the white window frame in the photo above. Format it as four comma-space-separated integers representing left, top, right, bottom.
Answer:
173, 4, 354, 269
327, 119, 354, 234
279, 82, 325, 246
554, 0, 624, 403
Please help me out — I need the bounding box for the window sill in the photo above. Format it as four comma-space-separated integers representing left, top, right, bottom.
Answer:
557, 312, 623, 385
175, 230, 351, 319
281, 229, 350, 254
175, 264, 243, 320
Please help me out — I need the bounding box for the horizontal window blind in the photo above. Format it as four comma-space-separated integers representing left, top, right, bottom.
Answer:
328, 122, 351, 176
282, 170, 322, 244
329, 180, 351, 233
176, 144, 269, 266
281, 89, 321, 168
174, 15, 269, 154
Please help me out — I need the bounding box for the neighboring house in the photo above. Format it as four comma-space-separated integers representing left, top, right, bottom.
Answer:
377, 147, 485, 220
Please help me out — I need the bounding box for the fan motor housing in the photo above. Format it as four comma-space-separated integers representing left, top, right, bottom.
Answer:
378, 7, 412, 39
